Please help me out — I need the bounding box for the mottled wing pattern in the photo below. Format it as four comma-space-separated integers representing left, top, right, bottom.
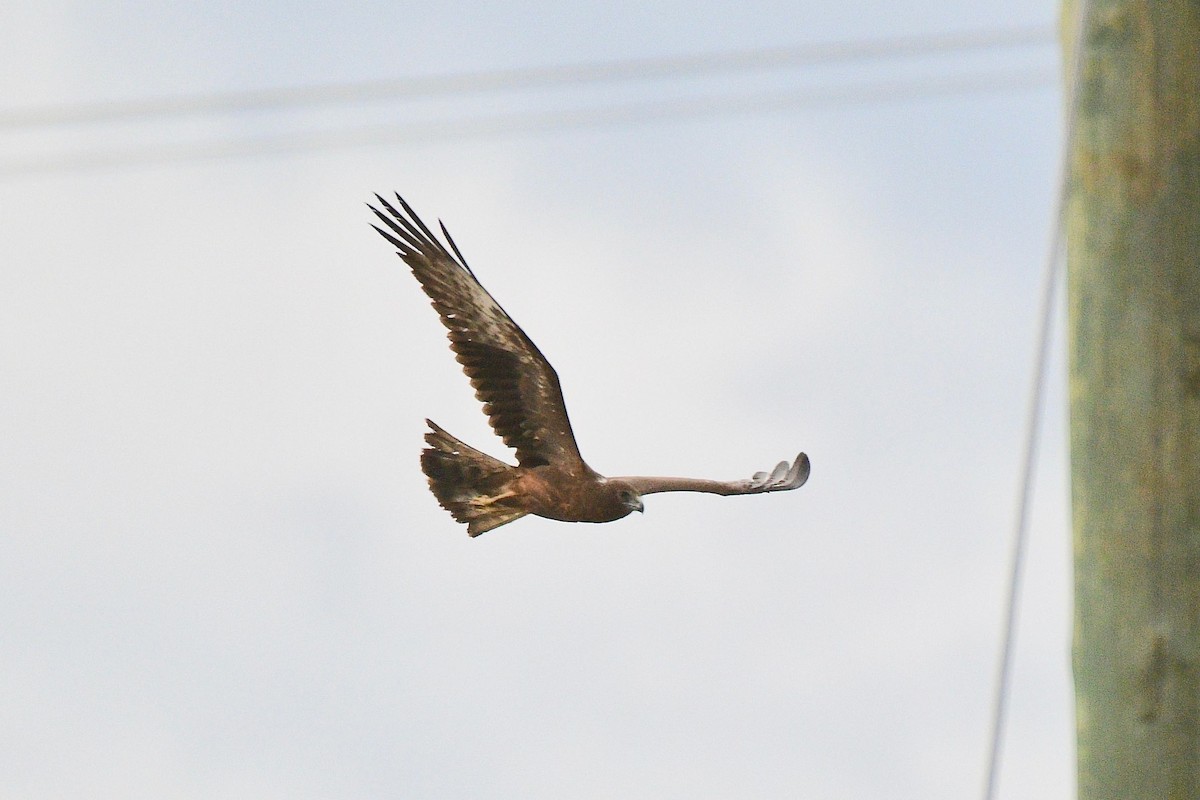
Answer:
618, 453, 810, 496
369, 194, 585, 469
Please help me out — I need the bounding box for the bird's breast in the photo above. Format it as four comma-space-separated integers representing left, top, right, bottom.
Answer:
514, 467, 630, 523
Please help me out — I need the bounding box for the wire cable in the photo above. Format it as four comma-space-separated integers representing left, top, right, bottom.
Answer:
0, 25, 1052, 131
981, 4, 1089, 799
0, 67, 1054, 180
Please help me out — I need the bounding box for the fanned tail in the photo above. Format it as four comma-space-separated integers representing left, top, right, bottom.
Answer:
420, 420, 529, 537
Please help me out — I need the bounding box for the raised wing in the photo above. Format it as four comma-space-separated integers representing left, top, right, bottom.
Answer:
618, 453, 810, 496
369, 194, 585, 470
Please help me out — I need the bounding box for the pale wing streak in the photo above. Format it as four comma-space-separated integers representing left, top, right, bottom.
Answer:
618, 453, 810, 496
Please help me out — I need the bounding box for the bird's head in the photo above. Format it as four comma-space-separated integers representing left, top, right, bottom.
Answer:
611, 481, 644, 516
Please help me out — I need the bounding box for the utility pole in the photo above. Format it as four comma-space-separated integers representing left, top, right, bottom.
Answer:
1066, 0, 1200, 797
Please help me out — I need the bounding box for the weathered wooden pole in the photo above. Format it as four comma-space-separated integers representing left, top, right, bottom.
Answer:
1066, 0, 1200, 796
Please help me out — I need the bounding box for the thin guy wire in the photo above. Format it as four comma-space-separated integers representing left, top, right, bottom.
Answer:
0, 67, 1053, 180
981, 3, 1090, 800
0, 25, 1052, 130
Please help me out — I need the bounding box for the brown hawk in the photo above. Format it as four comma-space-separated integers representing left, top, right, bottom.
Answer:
370, 194, 809, 536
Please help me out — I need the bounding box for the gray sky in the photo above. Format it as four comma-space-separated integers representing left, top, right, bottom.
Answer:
1, 1, 1073, 797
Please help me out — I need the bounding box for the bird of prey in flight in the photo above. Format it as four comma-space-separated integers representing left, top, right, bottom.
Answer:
369, 194, 810, 536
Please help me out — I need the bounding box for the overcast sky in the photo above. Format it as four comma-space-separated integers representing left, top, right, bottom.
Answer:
1, 2, 1074, 798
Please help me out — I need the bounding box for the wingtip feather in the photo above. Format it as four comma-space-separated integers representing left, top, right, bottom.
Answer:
791, 453, 811, 488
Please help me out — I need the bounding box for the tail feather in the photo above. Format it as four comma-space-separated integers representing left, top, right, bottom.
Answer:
420, 420, 528, 537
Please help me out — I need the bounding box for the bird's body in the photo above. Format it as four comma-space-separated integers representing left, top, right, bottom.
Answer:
369, 194, 809, 536
419, 418, 642, 535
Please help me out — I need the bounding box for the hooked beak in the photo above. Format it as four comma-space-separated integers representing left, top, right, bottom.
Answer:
633, 498, 644, 513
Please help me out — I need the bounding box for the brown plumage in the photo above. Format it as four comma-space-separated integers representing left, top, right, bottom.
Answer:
369, 193, 809, 536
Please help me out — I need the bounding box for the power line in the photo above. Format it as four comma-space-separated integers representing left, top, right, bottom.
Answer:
981, 5, 1090, 800
0, 67, 1054, 179
0, 25, 1053, 131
